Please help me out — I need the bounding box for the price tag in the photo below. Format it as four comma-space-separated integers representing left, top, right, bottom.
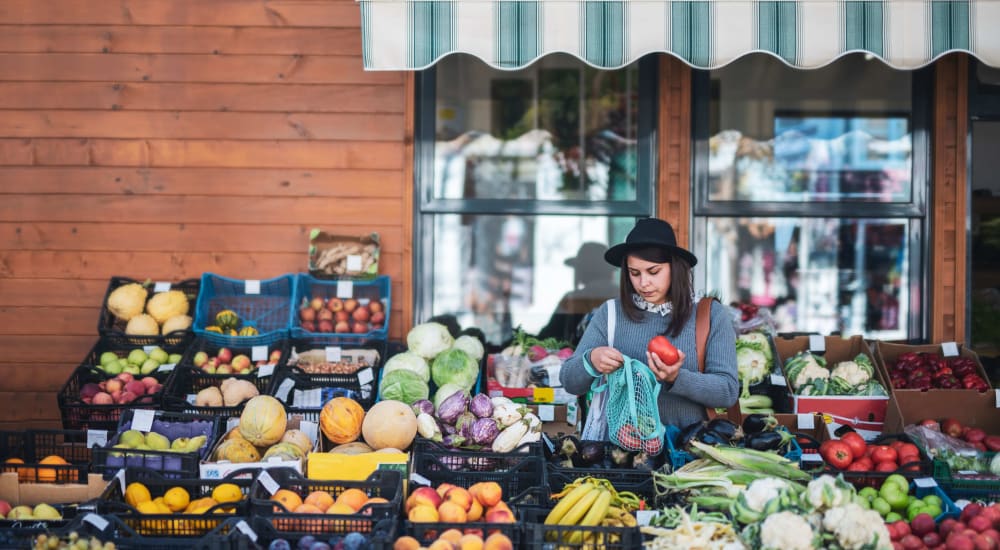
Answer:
86, 430, 108, 448
325, 347, 343, 362
83, 513, 109, 531
245, 280, 261, 294
336, 281, 354, 298
235, 520, 258, 542
797, 413, 815, 430
357, 368, 374, 386
346, 255, 363, 272
958, 470, 980, 476
131, 409, 155, 432
532, 387, 555, 403
186, 394, 197, 405
257, 363, 275, 378
770, 373, 787, 386
941, 342, 959, 357
143, 345, 156, 354
537, 405, 555, 422
157, 363, 175, 373
808, 335, 825, 353
153, 281, 172, 292
636, 510, 657, 526
275, 378, 295, 402
294, 388, 323, 408
227, 417, 240, 432
258, 470, 279, 495
251, 346, 268, 362
801, 453, 824, 463
115, 468, 127, 494
914, 477, 938, 488
410, 472, 432, 487
299, 421, 318, 447
995, 389, 1000, 408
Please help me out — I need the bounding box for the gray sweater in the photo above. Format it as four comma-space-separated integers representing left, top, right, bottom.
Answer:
560, 298, 739, 429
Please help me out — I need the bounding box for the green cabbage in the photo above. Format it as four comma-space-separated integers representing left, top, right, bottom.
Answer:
430, 348, 479, 391
407, 322, 454, 359
451, 335, 485, 362
378, 369, 429, 405
382, 351, 430, 383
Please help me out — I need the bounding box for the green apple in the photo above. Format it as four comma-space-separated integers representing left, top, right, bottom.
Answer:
103, 362, 123, 375
100, 352, 120, 367
140, 359, 160, 375
144, 432, 170, 451
123, 364, 141, 375
885, 512, 902, 523
923, 505, 942, 518
883, 474, 909, 493
117, 358, 130, 370
871, 497, 891, 517
32, 503, 60, 520
168, 353, 183, 364
127, 349, 148, 366
858, 487, 879, 501
922, 494, 942, 508
878, 482, 909, 511
149, 348, 169, 364
855, 496, 871, 510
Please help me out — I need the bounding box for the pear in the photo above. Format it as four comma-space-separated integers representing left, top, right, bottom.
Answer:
149, 348, 169, 364
140, 359, 160, 375
184, 435, 208, 453
170, 437, 190, 452
32, 503, 61, 520
104, 361, 123, 376
99, 352, 120, 367
7, 505, 33, 519
123, 364, 141, 375
144, 432, 170, 451
168, 353, 183, 364
119, 430, 144, 448
127, 349, 148, 366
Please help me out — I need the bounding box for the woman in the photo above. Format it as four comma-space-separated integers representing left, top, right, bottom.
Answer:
560, 217, 739, 429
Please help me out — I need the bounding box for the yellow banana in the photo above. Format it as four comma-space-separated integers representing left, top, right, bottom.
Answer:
559, 487, 601, 526
544, 483, 596, 525
567, 489, 612, 544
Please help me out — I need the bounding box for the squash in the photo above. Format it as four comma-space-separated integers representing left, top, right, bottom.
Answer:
361, 400, 418, 451
107, 283, 148, 322
145, 290, 190, 324
215, 310, 240, 331
319, 397, 365, 445
262, 442, 304, 462
238, 326, 259, 337
238, 395, 286, 447
328, 442, 373, 455
220, 378, 259, 407
280, 430, 314, 455
125, 314, 159, 336
214, 438, 261, 463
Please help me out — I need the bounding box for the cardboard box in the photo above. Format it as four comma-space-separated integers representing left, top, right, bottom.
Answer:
873, 341, 1000, 434
307, 451, 408, 482
200, 417, 318, 480
486, 379, 576, 405
527, 403, 579, 437
774, 335, 890, 436
308, 231, 380, 279
0, 472, 105, 506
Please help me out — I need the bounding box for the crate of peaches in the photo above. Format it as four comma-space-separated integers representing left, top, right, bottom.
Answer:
291, 274, 390, 341
401, 480, 520, 547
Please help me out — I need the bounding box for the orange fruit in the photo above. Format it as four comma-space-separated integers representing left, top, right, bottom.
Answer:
37, 455, 68, 483
325, 502, 356, 515
163, 487, 191, 512
335, 488, 368, 512
271, 489, 302, 513
303, 490, 334, 511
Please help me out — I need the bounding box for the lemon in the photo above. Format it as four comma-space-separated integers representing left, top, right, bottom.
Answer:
211, 483, 243, 504
163, 486, 190, 513
136, 500, 160, 515
125, 482, 152, 508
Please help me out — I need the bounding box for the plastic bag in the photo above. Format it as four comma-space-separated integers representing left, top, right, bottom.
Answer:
581, 381, 609, 441
904, 424, 992, 474
729, 303, 777, 335
606, 356, 665, 454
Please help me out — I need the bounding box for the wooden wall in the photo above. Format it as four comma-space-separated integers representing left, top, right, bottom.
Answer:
0, 0, 412, 429
658, 56, 693, 248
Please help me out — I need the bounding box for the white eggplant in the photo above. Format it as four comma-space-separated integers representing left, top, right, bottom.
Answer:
416, 412, 442, 442
490, 396, 515, 409
492, 403, 525, 429
523, 412, 542, 431
491, 420, 530, 453
515, 429, 541, 451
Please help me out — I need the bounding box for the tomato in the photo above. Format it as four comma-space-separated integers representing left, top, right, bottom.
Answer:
647, 336, 679, 365
642, 436, 663, 455
875, 460, 899, 472
889, 440, 906, 452
871, 445, 898, 465
820, 440, 853, 470
847, 460, 871, 472
616, 425, 642, 449
852, 456, 874, 470
896, 443, 920, 459
840, 432, 867, 460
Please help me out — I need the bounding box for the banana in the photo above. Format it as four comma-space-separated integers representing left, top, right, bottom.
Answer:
544, 483, 597, 525
567, 489, 611, 544
559, 487, 601, 526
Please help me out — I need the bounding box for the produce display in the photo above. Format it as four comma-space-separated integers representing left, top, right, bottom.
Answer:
784, 351, 888, 396
378, 322, 481, 407
290, 347, 379, 376
80, 372, 163, 406
817, 433, 925, 475
95, 347, 181, 377
297, 295, 386, 335
393, 530, 513, 550
413, 392, 541, 452
105, 283, 194, 338
32, 533, 114, 550
544, 477, 640, 539
0, 502, 62, 520
192, 347, 281, 376
886, 352, 991, 391
202, 310, 260, 337
405, 481, 513, 524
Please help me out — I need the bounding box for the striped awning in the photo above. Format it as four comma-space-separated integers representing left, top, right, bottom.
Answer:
358, 0, 1000, 70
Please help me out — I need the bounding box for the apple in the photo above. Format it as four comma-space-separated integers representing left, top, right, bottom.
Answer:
216, 364, 233, 375
327, 298, 344, 312
7, 505, 32, 520
93, 392, 113, 405
334, 310, 350, 323
343, 299, 359, 313
334, 320, 350, 333
319, 320, 335, 333
105, 379, 123, 394
369, 300, 384, 314
204, 357, 220, 371
216, 348, 233, 364
299, 306, 316, 322
352, 322, 368, 334
0, 499, 12, 518
118, 391, 138, 404
301, 320, 317, 332
269, 350, 282, 363
117, 372, 134, 384
352, 308, 370, 322
231, 354, 251, 371
204, 365, 217, 374
317, 309, 334, 322
370, 311, 386, 325
309, 296, 325, 311
193, 351, 209, 368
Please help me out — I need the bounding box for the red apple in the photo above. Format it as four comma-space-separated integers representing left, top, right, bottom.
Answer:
352, 307, 370, 322
193, 351, 209, 367
299, 306, 316, 322
93, 392, 113, 405
317, 308, 334, 322
319, 320, 335, 333
941, 418, 964, 438
327, 298, 344, 312
334, 320, 350, 333
269, 350, 282, 363
368, 300, 384, 314
204, 357, 219, 370
334, 310, 350, 323
105, 379, 123, 394
310, 296, 325, 311
343, 299, 359, 313
301, 320, 317, 332
0, 499, 13, 518
216, 348, 233, 364
216, 364, 233, 374
370, 311, 385, 324
352, 322, 369, 334
231, 354, 251, 371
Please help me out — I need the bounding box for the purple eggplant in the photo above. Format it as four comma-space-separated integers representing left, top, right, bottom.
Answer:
436, 391, 470, 424
470, 417, 500, 445
455, 411, 477, 440
439, 420, 457, 436
412, 399, 435, 417
442, 433, 466, 449
469, 394, 494, 419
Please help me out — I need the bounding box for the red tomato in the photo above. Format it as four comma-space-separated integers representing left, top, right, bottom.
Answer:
897, 443, 920, 459
642, 436, 663, 455
852, 456, 874, 470
616, 425, 642, 449
647, 336, 679, 364
889, 440, 906, 452
840, 432, 867, 460
897, 451, 920, 466
820, 440, 853, 470
871, 445, 898, 464
847, 461, 871, 472
875, 460, 899, 472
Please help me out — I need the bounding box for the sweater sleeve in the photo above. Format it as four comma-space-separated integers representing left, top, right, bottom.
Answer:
559, 301, 611, 396
667, 300, 740, 408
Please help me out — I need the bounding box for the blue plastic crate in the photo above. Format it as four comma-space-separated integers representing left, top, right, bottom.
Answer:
193, 272, 294, 347
913, 480, 961, 522
665, 423, 802, 470
290, 274, 391, 341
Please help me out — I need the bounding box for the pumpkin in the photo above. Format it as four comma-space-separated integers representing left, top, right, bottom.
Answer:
262, 442, 304, 462
320, 397, 365, 445
280, 430, 314, 455
361, 400, 418, 451
205, 326, 223, 334
328, 442, 374, 455
238, 326, 259, 337
238, 395, 287, 447
214, 438, 261, 463
215, 310, 240, 331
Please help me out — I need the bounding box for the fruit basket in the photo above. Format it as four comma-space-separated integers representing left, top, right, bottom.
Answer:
0, 503, 82, 548
193, 272, 295, 348
0, 429, 106, 484
410, 438, 545, 503
91, 410, 222, 480
250, 515, 396, 550
290, 274, 390, 341
520, 506, 640, 550
38, 513, 258, 550
98, 277, 201, 348
399, 480, 525, 547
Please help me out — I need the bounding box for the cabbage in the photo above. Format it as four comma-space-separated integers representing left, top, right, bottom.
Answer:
451, 335, 484, 362
378, 369, 429, 405
407, 322, 454, 359
431, 348, 479, 391
382, 351, 430, 383
434, 383, 469, 410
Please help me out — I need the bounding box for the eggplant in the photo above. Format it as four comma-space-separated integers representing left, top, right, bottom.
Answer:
744, 430, 796, 452
677, 420, 706, 449
632, 450, 666, 471
741, 413, 779, 435
412, 399, 435, 416
609, 446, 634, 468
469, 394, 494, 419
470, 417, 500, 445
696, 430, 729, 447
706, 418, 743, 443
556, 435, 580, 461
455, 411, 477, 440
575, 441, 606, 467
436, 391, 470, 424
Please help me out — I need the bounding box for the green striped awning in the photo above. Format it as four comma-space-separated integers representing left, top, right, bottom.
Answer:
358, 0, 1000, 70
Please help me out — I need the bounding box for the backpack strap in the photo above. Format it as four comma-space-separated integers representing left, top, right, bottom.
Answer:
695, 297, 741, 422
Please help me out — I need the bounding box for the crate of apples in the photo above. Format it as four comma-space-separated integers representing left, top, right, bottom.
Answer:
193, 347, 281, 376
298, 296, 386, 336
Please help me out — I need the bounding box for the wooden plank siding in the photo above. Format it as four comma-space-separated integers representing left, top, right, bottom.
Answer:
0, 0, 412, 429
659, 56, 693, 248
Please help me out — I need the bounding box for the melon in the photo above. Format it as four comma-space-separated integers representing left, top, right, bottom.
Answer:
214, 438, 261, 463
320, 397, 365, 445
238, 395, 286, 447
280, 429, 314, 455
362, 400, 417, 451
262, 442, 304, 462
327, 442, 374, 455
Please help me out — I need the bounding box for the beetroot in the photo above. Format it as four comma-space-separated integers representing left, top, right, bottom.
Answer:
968, 515, 992, 534
911, 513, 937, 537
900, 534, 924, 550
962, 504, 984, 524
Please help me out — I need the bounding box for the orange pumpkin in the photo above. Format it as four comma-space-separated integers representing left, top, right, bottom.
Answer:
37, 455, 69, 483
319, 397, 365, 444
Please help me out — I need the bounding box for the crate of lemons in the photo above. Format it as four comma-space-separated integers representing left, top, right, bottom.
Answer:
117, 478, 248, 536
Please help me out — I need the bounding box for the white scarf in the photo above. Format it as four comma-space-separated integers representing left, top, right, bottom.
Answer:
632, 293, 673, 316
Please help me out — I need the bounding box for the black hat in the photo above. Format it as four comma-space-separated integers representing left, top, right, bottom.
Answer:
604, 218, 698, 267
564, 242, 609, 268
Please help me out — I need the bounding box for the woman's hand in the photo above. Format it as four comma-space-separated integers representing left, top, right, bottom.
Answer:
589, 346, 625, 374
647, 349, 685, 383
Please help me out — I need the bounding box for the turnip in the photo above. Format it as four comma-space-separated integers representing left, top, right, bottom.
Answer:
900, 534, 923, 550
923, 532, 942, 547
968, 515, 992, 534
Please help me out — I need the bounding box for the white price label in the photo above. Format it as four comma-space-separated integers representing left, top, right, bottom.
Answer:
235, 520, 258, 542
346, 255, 363, 272
143, 345, 156, 354
636, 510, 657, 526
258, 470, 280, 495
357, 367, 374, 386
958, 470, 980, 476
336, 281, 354, 298
914, 477, 938, 488
227, 417, 240, 432
153, 281, 172, 293
325, 347, 342, 362
83, 513, 109, 531
995, 389, 1000, 408
86, 430, 108, 448
300, 421, 318, 447
115, 468, 127, 494
797, 413, 816, 430
294, 388, 323, 408
410, 472, 432, 487
770, 373, 787, 386
186, 394, 197, 405
538, 405, 555, 422
245, 280, 261, 294
808, 335, 825, 353
941, 342, 959, 357
257, 363, 275, 378
251, 346, 268, 361
276, 378, 295, 402
131, 409, 155, 432
801, 453, 824, 463
157, 363, 175, 373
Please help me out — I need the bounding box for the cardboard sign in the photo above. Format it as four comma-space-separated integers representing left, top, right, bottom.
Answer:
131, 410, 155, 432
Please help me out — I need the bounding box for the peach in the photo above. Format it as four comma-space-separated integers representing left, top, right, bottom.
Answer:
437, 501, 468, 523
459, 534, 484, 550
484, 507, 514, 524
271, 489, 302, 512
93, 392, 113, 405
407, 487, 442, 512
352, 322, 369, 334
327, 298, 344, 312
334, 310, 350, 323
231, 355, 251, 371
463, 528, 485, 539
467, 499, 483, 522
438, 529, 463, 545
141, 376, 158, 389
325, 502, 356, 514
469, 482, 502, 508
408, 504, 439, 523
427, 541, 453, 550
444, 487, 473, 511
369, 300, 384, 314
393, 537, 421, 550
436, 483, 458, 498
483, 533, 513, 550
343, 298, 359, 313
116, 373, 134, 383
105, 379, 123, 394
335, 488, 369, 512
293, 503, 323, 514
304, 490, 334, 511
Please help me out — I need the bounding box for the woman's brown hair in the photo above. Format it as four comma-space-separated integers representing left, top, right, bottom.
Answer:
618, 246, 694, 338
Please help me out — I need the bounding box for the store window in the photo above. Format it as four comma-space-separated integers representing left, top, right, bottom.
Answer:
414, 54, 657, 346
692, 54, 930, 340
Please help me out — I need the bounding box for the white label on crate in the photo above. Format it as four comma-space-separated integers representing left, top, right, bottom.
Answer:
245, 280, 261, 295
235, 520, 258, 542
346, 255, 363, 272
86, 430, 108, 448
808, 335, 825, 353
996, 389, 1000, 408
325, 347, 343, 362
275, 378, 295, 402
143, 345, 156, 354
797, 413, 815, 430
300, 421, 318, 447
336, 281, 354, 299
541, 433, 556, 454
258, 470, 279, 495
153, 281, 172, 293
157, 363, 175, 373
636, 511, 657, 527
410, 473, 432, 487
115, 469, 127, 493
801, 453, 824, 463
83, 513, 109, 531
294, 388, 323, 408
251, 346, 268, 362
357, 367, 374, 386
186, 394, 197, 405
227, 417, 240, 432
538, 405, 555, 422
131, 409, 155, 432
257, 363, 275, 378
941, 342, 959, 357
770, 373, 787, 386
914, 477, 938, 488
958, 470, 979, 476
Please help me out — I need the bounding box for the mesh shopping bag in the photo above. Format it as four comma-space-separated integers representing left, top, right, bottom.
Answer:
606, 356, 665, 454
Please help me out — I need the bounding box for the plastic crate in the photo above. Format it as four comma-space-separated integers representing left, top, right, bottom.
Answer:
58, 367, 160, 433
91, 410, 222, 480
410, 438, 545, 503
250, 515, 395, 550
0, 429, 106, 484
520, 506, 640, 549
0, 503, 80, 548
248, 468, 402, 536
193, 272, 295, 347
98, 277, 201, 348
284, 337, 384, 400
913, 481, 962, 522
544, 447, 656, 502
402, 519, 522, 546
932, 452, 1000, 501
291, 274, 391, 341
665, 424, 803, 470
38, 513, 259, 550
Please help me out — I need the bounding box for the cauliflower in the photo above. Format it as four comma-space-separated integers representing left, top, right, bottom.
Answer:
737, 346, 771, 386
145, 290, 190, 324
759, 511, 816, 550
830, 361, 870, 386
107, 282, 148, 321
785, 352, 829, 392
802, 475, 855, 512
732, 478, 793, 524
822, 503, 892, 550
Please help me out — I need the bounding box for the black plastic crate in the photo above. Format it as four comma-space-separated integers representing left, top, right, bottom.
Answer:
36, 513, 259, 550
520, 506, 640, 549
0, 429, 107, 484
91, 410, 222, 480
410, 438, 545, 503
802, 432, 934, 488
161, 366, 255, 419
98, 277, 201, 348
193, 272, 295, 348
250, 516, 396, 550
545, 463, 655, 504
0, 503, 81, 548
248, 468, 402, 537
402, 519, 522, 547
282, 337, 385, 404
58, 368, 160, 433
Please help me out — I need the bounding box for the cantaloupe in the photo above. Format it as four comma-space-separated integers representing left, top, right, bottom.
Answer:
238, 395, 286, 447
361, 400, 417, 451
320, 397, 364, 445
